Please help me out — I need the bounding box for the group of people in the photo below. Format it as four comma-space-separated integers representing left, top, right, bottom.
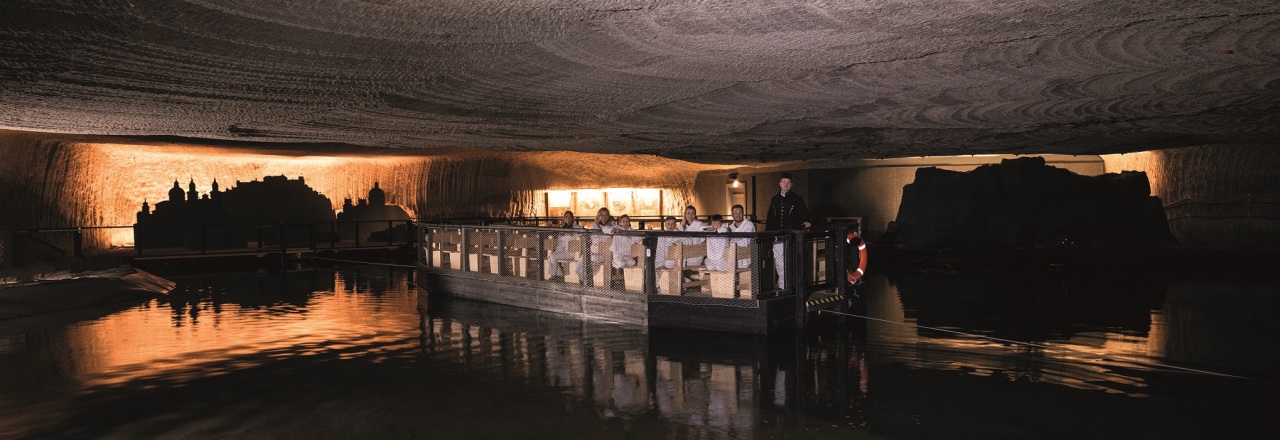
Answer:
548, 173, 811, 289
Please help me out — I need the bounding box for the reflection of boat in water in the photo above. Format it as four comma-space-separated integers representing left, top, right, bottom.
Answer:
415, 222, 865, 334
418, 293, 873, 431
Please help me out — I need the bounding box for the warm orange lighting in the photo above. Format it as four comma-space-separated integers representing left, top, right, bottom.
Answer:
575, 189, 603, 214
541, 188, 668, 218
84, 143, 426, 247
547, 190, 572, 207
635, 189, 661, 216
65, 270, 420, 387
106, 228, 135, 247
605, 188, 633, 215
1101, 151, 1161, 197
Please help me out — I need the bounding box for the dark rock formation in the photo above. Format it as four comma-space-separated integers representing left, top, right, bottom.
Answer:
885, 157, 1171, 262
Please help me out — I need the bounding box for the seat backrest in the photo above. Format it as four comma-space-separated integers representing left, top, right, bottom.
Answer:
436, 231, 462, 250
547, 233, 584, 254
471, 231, 498, 251
507, 233, 539, 249
681, 242, 707, 259
731, 243, 754, 275
630, 242, 645, 257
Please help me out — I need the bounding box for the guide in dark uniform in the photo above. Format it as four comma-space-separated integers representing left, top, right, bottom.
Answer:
765, 173, 810, 288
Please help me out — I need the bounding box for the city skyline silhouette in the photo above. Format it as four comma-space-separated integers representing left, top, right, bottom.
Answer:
135, 176, 409, 249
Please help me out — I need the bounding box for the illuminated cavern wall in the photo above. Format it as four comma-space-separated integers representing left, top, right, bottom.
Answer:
0, 133, 430, 248
0, 132, 706, 250
1103, 145, 1280, 248
5, 129, 1272, 255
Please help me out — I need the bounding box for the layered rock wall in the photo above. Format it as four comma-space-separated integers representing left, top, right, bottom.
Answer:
1103, 146, 1279, 248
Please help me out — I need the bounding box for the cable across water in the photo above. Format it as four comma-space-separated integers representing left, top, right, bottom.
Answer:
310, 256, 417, 268
818, 309, 1252, 380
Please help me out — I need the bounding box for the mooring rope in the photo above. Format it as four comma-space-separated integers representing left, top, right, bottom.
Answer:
818, 309, 1252, 380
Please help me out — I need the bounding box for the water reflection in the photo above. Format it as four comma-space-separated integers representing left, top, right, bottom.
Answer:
872, 272, 1277, 389
869, 272, 1170, 393
425, 299, 796, 438
0, 267, 1275, 439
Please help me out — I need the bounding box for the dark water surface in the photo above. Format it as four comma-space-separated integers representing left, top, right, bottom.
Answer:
1, 266, 1275, 439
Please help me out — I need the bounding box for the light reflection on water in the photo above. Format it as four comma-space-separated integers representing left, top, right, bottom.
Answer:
62, 268, 423, 388
0, 266, 1275, 439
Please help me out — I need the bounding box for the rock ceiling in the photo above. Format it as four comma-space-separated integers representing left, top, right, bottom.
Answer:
1, 0, 1277, 163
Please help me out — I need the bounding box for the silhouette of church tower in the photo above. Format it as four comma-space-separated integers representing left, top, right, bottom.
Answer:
338, 182, 409, 221
168, 180, 184, 203
369, 181, 385, 206
336, 182, 411, 242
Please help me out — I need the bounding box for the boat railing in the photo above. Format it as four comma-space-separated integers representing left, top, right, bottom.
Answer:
416, 220, 862, 307
419, 215, 757, 231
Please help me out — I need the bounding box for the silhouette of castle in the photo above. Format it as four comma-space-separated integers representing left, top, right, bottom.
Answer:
135, 177, 411, 249
135, 175, 334, 249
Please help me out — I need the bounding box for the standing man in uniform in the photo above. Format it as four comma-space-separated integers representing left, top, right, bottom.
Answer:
766, 173, 811, 289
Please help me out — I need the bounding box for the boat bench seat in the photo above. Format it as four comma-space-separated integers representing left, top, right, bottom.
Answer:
701, 243, 753, 298
657, 241, 707, 295
431, 230, 463, 269
502, 233, 541, 278
621, 242, 646, 292
467, 230, 499, 274
556, 238, 615, 287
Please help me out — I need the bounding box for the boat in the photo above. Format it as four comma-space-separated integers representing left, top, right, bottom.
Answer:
414, 221, 863, 334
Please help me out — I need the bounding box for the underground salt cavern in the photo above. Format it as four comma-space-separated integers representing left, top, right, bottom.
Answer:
1, 1, 1277, 439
